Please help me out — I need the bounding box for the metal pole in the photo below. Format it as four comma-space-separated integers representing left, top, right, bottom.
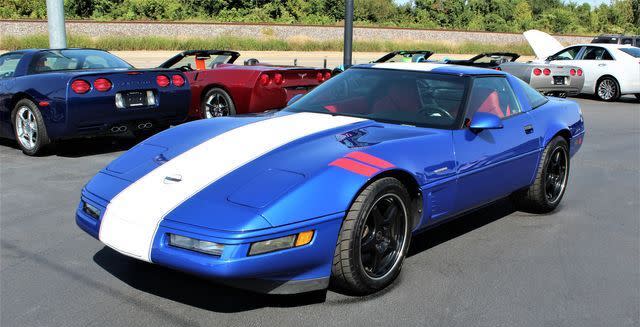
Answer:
343, 0, 354, 67
46, 0, 67, 49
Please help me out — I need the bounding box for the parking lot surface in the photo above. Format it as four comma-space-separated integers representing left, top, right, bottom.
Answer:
1, 96, 638, 327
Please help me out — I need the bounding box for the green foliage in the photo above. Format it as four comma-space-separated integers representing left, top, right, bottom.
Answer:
0, 34, 534, 54
3, 0, 639, 35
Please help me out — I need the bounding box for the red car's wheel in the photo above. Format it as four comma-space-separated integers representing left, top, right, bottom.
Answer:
201, 88, 236, 119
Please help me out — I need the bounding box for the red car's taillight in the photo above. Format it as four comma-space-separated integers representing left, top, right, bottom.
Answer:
93, 78, 112, 92
316, 72, 324, 82
71, 80, 91, 94
259, 74, 270, 86
156, 75, 170, 87
324, 71, 331, 80
273, 73, 284, 85
543, 68, 551, 76
172, 74, 185, 87
533, 68, 542, 76
577, 69, 583, 76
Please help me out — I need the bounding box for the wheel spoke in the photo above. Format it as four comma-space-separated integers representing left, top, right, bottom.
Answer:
361, 234, 376, 252
383, 202, 398, 226
371, 206, 385, 227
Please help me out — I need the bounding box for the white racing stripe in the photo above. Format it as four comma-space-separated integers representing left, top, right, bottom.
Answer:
98, 112, 365, 262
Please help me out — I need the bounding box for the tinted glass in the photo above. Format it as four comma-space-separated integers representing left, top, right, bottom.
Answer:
592, 36, 619, 44
28, 49, 132, 73
286, 68, 467, 129
622, 38, 634, 45
0, 53, 23, 78
582, 47, 614, 60
513, 77, 548, 109
552, 47, 582, 60
466, 77, 521, 119
619, 47, 640, 58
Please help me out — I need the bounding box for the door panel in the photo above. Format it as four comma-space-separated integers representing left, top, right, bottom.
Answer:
451, 76, 541, 214
453, 113, 540, 211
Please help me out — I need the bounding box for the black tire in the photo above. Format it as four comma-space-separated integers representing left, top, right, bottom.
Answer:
201, 88, 236, 119
11, 99, 50, 156
595, 76, 620, 102
331, 177, 412, 295
512, 136, 570, 213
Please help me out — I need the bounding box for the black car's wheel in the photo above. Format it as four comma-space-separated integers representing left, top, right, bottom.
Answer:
201, 88, 236, 119
332, 177, 412, 294
12, 99, 50, 156
512, 136, 570, 213
595, 76, 620, 102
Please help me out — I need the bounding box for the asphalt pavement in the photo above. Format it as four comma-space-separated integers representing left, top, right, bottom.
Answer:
1, 96, 638, 327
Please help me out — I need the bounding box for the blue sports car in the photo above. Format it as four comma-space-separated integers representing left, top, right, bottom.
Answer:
0, 49, 190, 155
76, 63, 585, 295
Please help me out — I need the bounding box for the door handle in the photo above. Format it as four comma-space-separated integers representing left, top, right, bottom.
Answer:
598, 63, 606, 67
524, 125, 534, 134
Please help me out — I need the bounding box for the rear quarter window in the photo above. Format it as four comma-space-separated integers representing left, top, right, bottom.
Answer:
0, 53, 23, 78
514, 77, 548, 109
619, 47, 640, 58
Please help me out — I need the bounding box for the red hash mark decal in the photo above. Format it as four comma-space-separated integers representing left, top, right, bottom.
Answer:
345, 151, 394, 169
329, 158, 379, 177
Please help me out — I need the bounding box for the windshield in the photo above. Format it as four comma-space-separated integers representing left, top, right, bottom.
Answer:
169, 54, 235, 69
286, 68, 468, 129
619, 47, 640, 58
28, 49, 132, 74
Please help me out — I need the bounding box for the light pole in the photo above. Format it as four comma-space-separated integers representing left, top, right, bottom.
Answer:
343, 0, 354, 67
46, 0, 67, 48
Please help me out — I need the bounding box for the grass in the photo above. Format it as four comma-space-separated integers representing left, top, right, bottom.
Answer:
0, 34, 533, 55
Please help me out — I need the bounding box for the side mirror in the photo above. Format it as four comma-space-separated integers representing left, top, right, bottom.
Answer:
287, 94, 304, 106
469, 112, 503, 131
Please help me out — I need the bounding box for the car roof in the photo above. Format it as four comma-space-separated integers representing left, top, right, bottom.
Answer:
572, 43, 636, 50
14, 48, 107, 54
358, 62, 506, 76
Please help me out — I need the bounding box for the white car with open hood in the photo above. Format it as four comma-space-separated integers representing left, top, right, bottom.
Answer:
524, 29, 640, 102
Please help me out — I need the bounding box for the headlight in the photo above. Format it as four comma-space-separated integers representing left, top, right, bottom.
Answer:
248, 230, 314, 256
168, 234, 224, 256
82, 201, 101, 219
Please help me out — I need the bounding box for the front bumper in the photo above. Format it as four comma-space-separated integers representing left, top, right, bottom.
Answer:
76, 190, 343, 294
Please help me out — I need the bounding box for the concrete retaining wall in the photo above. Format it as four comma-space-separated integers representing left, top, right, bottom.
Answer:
0, 20, 593, 45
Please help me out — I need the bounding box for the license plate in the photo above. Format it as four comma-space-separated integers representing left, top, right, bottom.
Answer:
553, 76, 567, 85
124, 91, 147, 107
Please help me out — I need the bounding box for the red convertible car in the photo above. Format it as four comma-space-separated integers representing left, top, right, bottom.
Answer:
159, 50, 332, 119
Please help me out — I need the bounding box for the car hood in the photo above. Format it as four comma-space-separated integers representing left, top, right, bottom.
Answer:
523, 29, 565, 60
87, 111, 445, 234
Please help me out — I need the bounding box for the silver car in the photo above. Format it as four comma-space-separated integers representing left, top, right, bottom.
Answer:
445, 53, 585, 97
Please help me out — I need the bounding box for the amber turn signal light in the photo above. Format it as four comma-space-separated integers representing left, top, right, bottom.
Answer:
295, 230, 314, 247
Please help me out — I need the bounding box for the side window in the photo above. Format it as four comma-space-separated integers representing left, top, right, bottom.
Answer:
0, 53, 23, 79
622, 38, 633, 45
582, 47, 613, 60
552, 47, 582, 60
466, 77, 521, 120
513, 77, 548, 109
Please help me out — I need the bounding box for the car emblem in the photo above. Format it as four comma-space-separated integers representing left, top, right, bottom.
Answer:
298, 73, 307, 79
163, 174, 182, 184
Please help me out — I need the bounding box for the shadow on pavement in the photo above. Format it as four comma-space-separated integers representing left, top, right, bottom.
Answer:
93, 199, 516, 312
0, 136, 140, 157
53, 137, 140, 158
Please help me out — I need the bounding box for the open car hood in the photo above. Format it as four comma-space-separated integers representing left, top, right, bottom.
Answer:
523, 30, 564, 60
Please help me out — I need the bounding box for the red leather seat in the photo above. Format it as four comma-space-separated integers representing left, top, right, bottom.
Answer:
468, 87, 504, 118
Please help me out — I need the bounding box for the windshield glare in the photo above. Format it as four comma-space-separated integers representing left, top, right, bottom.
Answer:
29, 49, 132, 73
286, 68, 467, 129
